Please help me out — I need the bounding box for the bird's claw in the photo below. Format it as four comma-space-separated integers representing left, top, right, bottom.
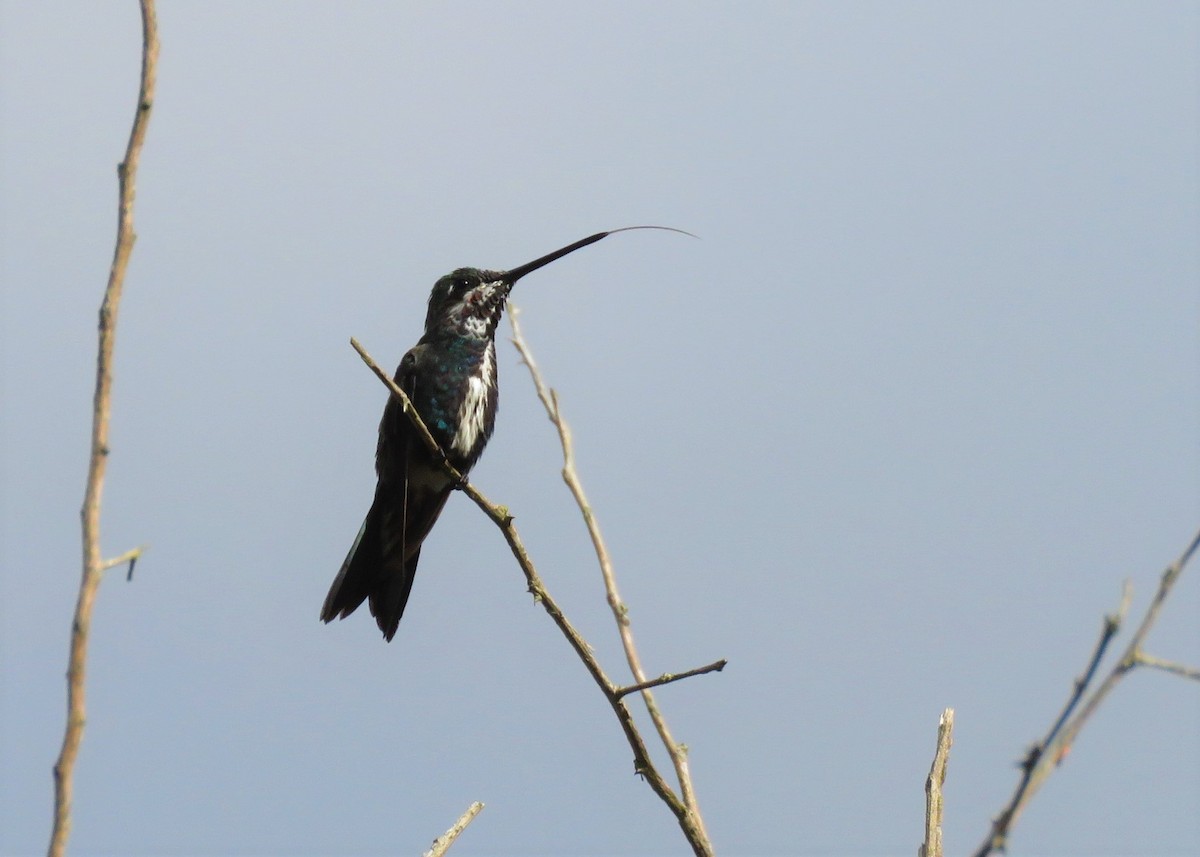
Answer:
444, 458, 469, 490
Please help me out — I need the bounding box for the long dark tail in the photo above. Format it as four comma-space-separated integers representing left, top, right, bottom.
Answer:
366, 547, 420, 642
320, 498, 421, 642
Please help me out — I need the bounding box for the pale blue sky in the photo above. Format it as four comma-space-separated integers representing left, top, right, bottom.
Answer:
2, 3, 1198, 855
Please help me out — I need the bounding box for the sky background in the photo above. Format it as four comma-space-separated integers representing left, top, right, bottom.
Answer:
2, 3, 1198, 856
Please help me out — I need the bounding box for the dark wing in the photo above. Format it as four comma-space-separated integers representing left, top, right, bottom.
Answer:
374, 347, 420, 493
320, 348, 422, 639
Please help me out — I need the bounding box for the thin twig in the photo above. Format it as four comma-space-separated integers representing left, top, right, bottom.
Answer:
422, 801, 484, 857
615, 659, 728, 700
919, 708, 954, 857
974, 527, 1200, 857
1132, 652, 1200, 681
1047, 581, 1133, 746
49, 5, 157, 857
972, 582, 1131, 857
349, 340, 705, 851
99, 545, 145, 577
509, 305, 717, 854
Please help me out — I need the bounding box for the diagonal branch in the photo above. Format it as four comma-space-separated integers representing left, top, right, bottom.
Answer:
350, 337, 461, 479
974, 527, 1200, 857
348, 339, 711, 854
422, 801, 484, 857
49, 4, 158, 857
509, 305, 719, 852
972, 583, 1131, 857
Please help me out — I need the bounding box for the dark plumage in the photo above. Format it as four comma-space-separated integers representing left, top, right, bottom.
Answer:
321, 230, 639, 640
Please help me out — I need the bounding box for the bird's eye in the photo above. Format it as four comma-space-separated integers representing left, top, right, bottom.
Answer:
450, 276, 471, 294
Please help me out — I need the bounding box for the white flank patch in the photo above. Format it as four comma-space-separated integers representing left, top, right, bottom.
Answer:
452, 341, 495, 455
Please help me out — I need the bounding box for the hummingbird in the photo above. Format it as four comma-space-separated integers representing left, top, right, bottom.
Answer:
320, 226, 689, 641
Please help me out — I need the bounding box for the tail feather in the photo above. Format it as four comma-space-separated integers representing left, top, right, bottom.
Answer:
320, 516, 377, 623
368, 547, 421, 642
320, 492, 428, 642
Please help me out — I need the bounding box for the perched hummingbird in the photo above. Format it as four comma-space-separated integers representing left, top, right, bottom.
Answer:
321, 226, 687, 641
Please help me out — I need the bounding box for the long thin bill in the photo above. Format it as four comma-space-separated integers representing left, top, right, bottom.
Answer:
502, 225, 696, 284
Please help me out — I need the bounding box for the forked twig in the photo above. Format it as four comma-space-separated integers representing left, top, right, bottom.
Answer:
509, 305, 719, 850
49, 4, 158, 857
974, 527, 1200, 856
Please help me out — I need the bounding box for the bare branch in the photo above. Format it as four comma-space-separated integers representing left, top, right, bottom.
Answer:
422, 802, 484, 857
99, 545, 146, 579
615, 659, 728, 700
349, 339, 704, 852
974, 527, 1200, 857
919, 708, 954, 857
509, 305, 719, 854
49, 5, 157, 857
1132, 652, 1200, 681
972, 582, 1131, 857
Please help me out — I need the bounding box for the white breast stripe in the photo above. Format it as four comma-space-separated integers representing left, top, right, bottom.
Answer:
452, 341, 495, 455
